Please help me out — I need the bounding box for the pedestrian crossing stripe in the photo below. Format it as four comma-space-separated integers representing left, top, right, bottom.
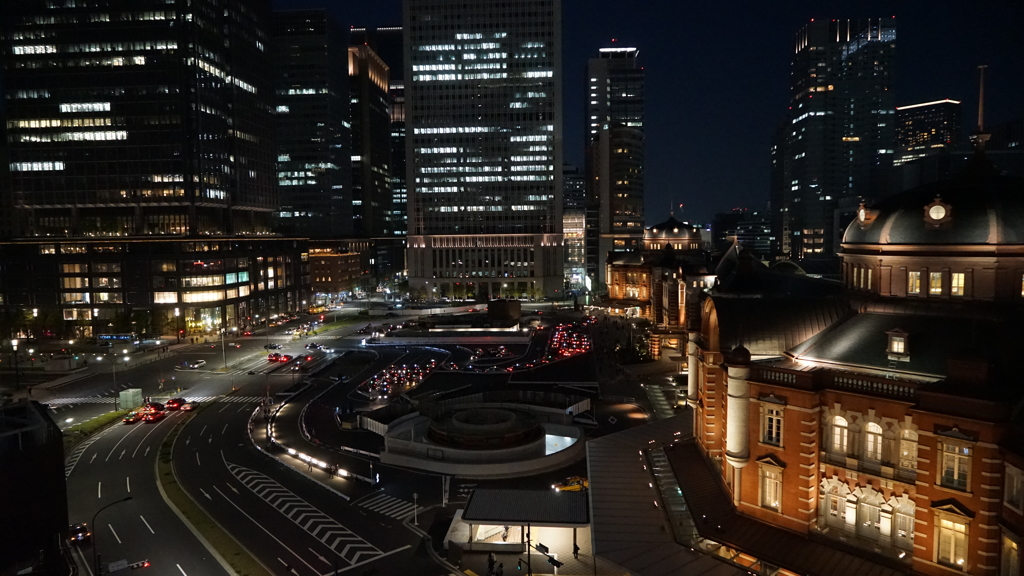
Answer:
64, 425, 115, 478
358, 493, 423, 520
226, 460, 384, 565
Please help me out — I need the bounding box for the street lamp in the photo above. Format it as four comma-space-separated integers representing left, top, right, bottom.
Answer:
11, 339, 20, 390
174, 308, 181, 344
92, 496, 132, 576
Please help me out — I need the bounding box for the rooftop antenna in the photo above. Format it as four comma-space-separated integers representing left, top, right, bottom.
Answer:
971, 65, 991, 150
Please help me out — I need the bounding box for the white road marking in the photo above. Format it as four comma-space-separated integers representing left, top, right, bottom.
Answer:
144, 446, 150, 457
105, 425, 140, 461
310, 548, 329, 564
140, 515, 155, 534
97, 482, 101, 499
219, 404, 230, 413
199, 425, 207, 436
277, 559, 288, 567
131, 414, 172, 457
108, 524, 121, 544
186, 436, 191, 445
221, 424, 228, 434
214, 486, 323, 575
126, 476, 131, 493
200, 488, 211, 500
196, 452, 201, 465
90, 453, 97, 464
119, 449, 126, 460
227, 483, 239, 494
208, 435, 213, 444
176, 564, 188, 576
237, 405, 247, 412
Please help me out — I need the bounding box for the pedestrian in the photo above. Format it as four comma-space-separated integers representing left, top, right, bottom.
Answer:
487, 552, 496, 574
26, 385, 32, 397
308, 461, 314, 473
495, 563, 503, 576
573, 543, 580, 559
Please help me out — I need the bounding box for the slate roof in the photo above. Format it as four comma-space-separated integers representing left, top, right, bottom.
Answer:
843, 153, 1024, 246
789, 310, 1007, 382
462, 489, 589, 527
666, 440, 909, 576
712, 296, 850, 356
587, 414, 746, 576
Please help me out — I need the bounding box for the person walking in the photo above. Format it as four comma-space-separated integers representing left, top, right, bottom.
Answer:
495, 563, 503, 576
573, 543, 580, 559
487, 552, 496, 574
26, 385, 32, 397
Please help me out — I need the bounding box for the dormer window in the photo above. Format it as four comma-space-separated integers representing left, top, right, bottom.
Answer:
887, 328, 909, 360
924, 197, 952, 227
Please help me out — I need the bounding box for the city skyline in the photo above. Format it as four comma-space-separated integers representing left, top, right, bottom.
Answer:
274, 0, 1023, 225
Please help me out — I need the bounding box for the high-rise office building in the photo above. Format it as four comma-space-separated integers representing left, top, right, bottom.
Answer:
353, 27, 408, 238
1, 0, 277, 237
0, 1, 310, 340
562, 163, 586, 291
772, 18, 896, 260
348, 44, 392, 238
585, 46, 644, 286
272, 10, 351, 237
894, 99, 962, 167
403, 0, 563, 300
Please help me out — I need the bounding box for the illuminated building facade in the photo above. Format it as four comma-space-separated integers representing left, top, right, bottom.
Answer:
771, 18, 897, 260
0, 237, 310, 339
309, 249, 361, 296
272, 9, 352, 237
687, 155, 1024, 575
585, 46, 644, 286
349, 44, 393, 238
1, 0, 277, 237
403, 0, 564, 300
563, 163, 586, 291
895, 99, 962, 167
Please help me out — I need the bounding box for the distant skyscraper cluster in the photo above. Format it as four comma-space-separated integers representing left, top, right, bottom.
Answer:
771, 18, 897, 260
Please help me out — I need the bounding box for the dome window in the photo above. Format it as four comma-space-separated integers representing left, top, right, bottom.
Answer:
887, 328, 910, 361
924, 197, 952, 227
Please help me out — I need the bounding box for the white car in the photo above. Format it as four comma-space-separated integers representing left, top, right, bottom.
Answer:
190, 359, 207, 369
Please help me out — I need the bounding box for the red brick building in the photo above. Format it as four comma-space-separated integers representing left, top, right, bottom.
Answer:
688, 154, 1024, 575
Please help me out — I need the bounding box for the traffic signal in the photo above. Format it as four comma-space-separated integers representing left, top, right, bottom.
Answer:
547, 558, 563, 568
320, 315, 325, 321
129, 560, 151, 569
517, 559, 522, 571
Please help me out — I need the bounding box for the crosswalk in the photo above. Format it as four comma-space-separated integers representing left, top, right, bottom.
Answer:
357, 492, 423, 520
226, 460, 385, 565
47, 395, 265, 407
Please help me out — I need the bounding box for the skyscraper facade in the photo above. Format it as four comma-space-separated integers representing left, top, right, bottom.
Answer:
585, 46, 644, 286
272, 10, 351, 237
562, 163, 586, 291
2, 0, 277, 237
772, 18, 896, 260
348, 44, 392, 238
403, 0, 563, 300
894, 99, 962, 167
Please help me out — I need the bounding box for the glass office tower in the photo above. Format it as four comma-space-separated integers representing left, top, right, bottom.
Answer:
403, 0, 563, 300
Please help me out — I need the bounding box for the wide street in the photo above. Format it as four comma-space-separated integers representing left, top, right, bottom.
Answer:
57, 302, 658, 576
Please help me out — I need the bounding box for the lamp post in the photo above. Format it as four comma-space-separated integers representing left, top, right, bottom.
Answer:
11, 339, 20, 390
413, 493, 418, 525
221, 326, 227, 369
92, 496, 132, 576
174, 308, 181, 344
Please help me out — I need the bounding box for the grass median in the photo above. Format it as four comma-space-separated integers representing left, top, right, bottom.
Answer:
158, 404, 271, 576
63, 408, 132, 455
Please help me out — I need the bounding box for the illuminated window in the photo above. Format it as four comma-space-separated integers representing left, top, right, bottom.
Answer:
899, 430, 918, 470
1003, 532, 1021, 576
907, 271, 921, 294
930, 272, 943, 295
864, 422, 883, 461
941, 442, 971, 491
760, 466, 782, 512
1006, 465, 1024, 513
951, 273, 965, 296
890, 335, 905, 354
832, 416, 848, 454
762, 405, 783, 446
938, 518, 967, 568
153, 292, 178, 304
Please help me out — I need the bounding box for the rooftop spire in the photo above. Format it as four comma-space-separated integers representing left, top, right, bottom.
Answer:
971, 65, 991, 151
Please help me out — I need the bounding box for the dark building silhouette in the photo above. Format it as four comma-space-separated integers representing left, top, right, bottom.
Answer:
348, 44, 392, 239
1, 0, 277, 237
271, 9, 352, 237
772, 18, 897, 260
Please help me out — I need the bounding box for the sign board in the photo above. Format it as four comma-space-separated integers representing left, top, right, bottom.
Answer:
535, 543, 549, 555
107, 559, 128, 573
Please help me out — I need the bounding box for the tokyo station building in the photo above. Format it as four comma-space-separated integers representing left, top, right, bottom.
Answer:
680, 152, 1024, 575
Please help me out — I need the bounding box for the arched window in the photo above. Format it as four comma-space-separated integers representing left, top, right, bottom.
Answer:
865, 422, 883, 461
832, 416, 849, 454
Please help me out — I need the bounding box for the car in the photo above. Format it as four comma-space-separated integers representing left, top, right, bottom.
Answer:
122, 412, 142, 424
264, 343, 283, 350
280, 354, 293, 362
144, 410, 165, 423
142, 402, 165, 413
226, 342, 241, 348
304, 342, 319, 349
165, 398, 186, 410
68, 523, 91, 545
552, 476, 589, 492
190, 359, 206, 369
268, 352, 281, 361
242, 330, 253, 336
329, 375, 348, 383
181, 401, 199, 411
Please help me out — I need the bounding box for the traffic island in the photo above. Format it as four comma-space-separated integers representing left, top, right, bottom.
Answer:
156, 403, 272, 576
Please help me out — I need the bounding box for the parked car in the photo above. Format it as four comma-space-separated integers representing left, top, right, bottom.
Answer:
165, 398, 186, 410
189, 359, 206, 369
122, 412, 143, 424
68, 523, 91, 545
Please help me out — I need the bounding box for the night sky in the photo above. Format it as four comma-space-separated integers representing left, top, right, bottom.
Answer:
274, 0, 1024, 225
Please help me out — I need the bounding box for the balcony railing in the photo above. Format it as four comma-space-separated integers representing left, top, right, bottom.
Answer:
820, 451, 917, 484
828, 373, 918, 400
